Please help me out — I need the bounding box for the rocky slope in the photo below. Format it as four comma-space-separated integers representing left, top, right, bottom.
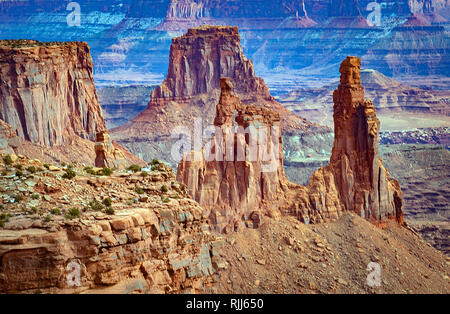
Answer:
111, 26, 332, 167
178, 57, 403, 232
0, 155, 225, 293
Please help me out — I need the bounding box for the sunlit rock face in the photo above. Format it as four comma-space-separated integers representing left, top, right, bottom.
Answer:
0, 40, 106, 147
177, 57, 404, 233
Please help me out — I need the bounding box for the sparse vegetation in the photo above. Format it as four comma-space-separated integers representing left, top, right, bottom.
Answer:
161, 196, 170, 203
15, 170, 23, 177
62, 168, 76, 179
89, 199, 104, 211
140, 171, 149, 177
13, 194, 23, 202
127, 164, 141, 173
31, 193, 40, 200
135, 186, 144, 195
50, 208, 61, 215
102, 197, 112, 207
99, 167, 113, 176
44, 215, 52, 222
26, 166, 36, 173
161, 185, 168, 193
105, 207, 115, 215
65, 207, 81, 219
14, 164, 23, 170
2, 155, 13, 166
1, 170, 7, 176
43, 164, 50, 170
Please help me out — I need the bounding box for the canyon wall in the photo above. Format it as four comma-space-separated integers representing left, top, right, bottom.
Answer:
178, 57, 404, 232
0, 40, 105, 147
0, 40, 142, 167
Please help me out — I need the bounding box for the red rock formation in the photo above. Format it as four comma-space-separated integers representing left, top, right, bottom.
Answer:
0, 40, 105, 146
178, 57, 404, 232
112, 26, 322, 164
0, 40, 142, 167
177, 78, 289, 232
94, 130, 129, 169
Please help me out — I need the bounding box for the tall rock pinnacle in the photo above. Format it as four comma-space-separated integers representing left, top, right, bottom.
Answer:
329, 56, 403, 222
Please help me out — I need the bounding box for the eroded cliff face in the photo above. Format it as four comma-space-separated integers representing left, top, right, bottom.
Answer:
178, 57, 404, 232
0, 40, 142, 167
0, 40, 106, 147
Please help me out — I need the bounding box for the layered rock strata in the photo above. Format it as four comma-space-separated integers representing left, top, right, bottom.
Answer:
94, 131, 128, 169
0, 157, 224, 293
178, 57, 404, 232
0, 40, 140, 167
0, 40, 105, 146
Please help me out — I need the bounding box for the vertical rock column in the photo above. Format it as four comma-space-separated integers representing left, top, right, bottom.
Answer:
329, 56, 403, 223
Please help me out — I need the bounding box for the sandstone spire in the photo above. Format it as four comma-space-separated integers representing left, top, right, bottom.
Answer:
329, 56, 403, 222
177, 58, 404, 232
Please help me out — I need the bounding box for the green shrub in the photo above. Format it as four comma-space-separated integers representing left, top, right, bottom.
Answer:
26, 166, 36, 173
65, 207, 81, 219
102, 197, 112, 207
31, 193, 40, 200
43, 164, 50, 170
89, 199, 104, 211
161, 185, 168, 193
105, 207, 115, 215
2, 155, 13, 166
62, 168, 76, 179
127, 164, 141, 173
135, 186, 144, 195
13, 194, 23, 202
15, 170, 23, 177
45, 215, 52, 222
99, 167, 113, 176
50, 208, 61, 215
151, 164, 159, 172
1, 170, 7, 176
14, 164, 23, 170
140, 171, 149, 177
150, 159, 160, 165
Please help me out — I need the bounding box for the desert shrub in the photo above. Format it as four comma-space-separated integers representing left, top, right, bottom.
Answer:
62, 168, 76, 180
99, 167, 113, 176
89, 199, 104, 211
140, 171, 148, 177
15, 170, 23, 177
50, 208, 61, 215
14, 164, 23, 170
26, 166, 36, 174
65, 207, 81, 219
102, 197, 112, 207
13, 194, 23, 202
127, 164, 141, 173
135, 186, 144, 195
2, 155, 13, 166
43, 164, 50, 170
150, 159, 160, 165
1, 170, 7, 176
45, 215, 52, 222
31, 193, 40, 200
105, 207, 115, 215
160, 185, 168, 193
